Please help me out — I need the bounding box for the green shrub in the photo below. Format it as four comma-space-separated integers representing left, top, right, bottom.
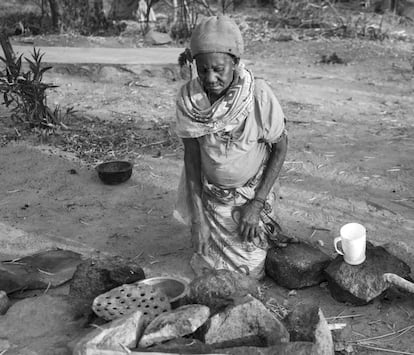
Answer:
0, 47, 72, 136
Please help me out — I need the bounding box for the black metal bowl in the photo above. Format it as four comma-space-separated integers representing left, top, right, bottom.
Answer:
96, 161, 133, 185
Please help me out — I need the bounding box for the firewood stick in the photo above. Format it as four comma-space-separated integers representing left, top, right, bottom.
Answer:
383, 273, 414, 293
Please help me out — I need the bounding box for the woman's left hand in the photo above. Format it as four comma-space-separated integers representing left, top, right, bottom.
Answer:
238, 200, 263, 242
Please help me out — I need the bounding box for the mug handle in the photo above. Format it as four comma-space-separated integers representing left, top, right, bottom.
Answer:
334, 237, 344, 255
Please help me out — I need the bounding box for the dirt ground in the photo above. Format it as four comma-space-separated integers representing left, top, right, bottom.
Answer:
1, 21, 414, 355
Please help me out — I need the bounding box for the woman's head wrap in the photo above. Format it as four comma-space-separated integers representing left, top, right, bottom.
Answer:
190, 15, 244, 58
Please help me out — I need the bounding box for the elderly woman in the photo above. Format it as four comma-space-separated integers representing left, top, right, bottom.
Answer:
174, 15, 287, 279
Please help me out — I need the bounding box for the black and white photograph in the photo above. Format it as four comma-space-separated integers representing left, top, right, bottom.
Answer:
0, 0, 413, 354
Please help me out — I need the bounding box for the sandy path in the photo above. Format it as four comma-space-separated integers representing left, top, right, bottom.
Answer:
4, 45, 184, 64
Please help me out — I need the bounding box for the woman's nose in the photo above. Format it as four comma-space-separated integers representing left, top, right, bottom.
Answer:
205, 71, 217, 84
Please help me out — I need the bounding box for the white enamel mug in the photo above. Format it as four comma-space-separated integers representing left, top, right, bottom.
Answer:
334, 223, 366, 265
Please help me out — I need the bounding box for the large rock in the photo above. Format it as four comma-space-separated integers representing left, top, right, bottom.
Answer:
284, 303, 320, 342
73, 310, 145, 355
144, 30, 172, 45
382, 240, 414, 279
0, 339, 10, 353
265, 242, 332, 289
143, 337, 216, 354
284, 303, 334, 355
203, 295, 289, 348
215, 342, 315, 355
69, 255, 145, 301
0, 249, 83, 293
138, 304, 210, 348
0, 290, 10, 314
0, 294, 87, 355
324, 244, 411, 305
189, 269, 259, 313
0, 295, 81, 341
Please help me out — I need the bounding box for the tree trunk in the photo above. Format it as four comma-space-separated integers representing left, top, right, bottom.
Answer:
0, 32, 18, 76
91, 0, 107, 30
59, 0, 108, 34
173, 0, 178, 23
0, 32, 15, 62
48, 0, 59, 29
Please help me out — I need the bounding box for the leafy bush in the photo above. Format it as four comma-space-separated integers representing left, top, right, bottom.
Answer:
0, 8, 56, 36
0, 47, 72, 136
255, 0, 393, 40
272, 0, 331, 28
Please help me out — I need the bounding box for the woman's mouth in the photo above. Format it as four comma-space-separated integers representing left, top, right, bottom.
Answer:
206, 85, 222, 92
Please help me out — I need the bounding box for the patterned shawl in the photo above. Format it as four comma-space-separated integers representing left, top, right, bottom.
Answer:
175, 65, 255, 138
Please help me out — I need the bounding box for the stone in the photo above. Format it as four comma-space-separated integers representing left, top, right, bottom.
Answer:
0, 295, 82, 341
144, 30, 172, 45
72, 350, 129, 355
5, 347, 38, 355
0, 290, 10, 314
138, 304, 210, 348
203, 295, 289, 348
324, 244, 411, 305
313, 309, 335, 355
0, 267, 22, 294
284, 303, 320, 342
143, 337, 216, 354
0, 249, 83, 293
73, 310, 145, 355
382, 240, 414, 279
265, 242, 332, 289
189, 269, 259, 312
215, 342, 315, 355
286, 304, 334, 354
0, 294, 87, 354
331, 322, 353, 345
117, 20, 142, 36
15, 344, 70, 355
284, 303, 334, 354
69, 255, 145, 302
274, 33, 293, 42
0, 338, 10, 353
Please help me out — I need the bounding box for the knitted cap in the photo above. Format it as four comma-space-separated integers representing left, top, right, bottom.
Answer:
190, 15, 244, 58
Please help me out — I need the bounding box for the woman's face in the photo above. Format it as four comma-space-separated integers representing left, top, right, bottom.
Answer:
195, 52, 237, 100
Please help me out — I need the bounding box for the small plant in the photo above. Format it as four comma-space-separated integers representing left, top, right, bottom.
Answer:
0, 47, 71, 135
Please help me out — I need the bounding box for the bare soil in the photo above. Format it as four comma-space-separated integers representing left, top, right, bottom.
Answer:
1, 22, 414, 355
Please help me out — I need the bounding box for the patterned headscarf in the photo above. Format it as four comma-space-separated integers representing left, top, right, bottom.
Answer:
190, 15, 244, 58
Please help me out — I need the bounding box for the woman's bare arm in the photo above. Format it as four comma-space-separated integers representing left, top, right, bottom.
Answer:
183, 138, 209, 254
255, 133, 288, 202
239, 134, 288, 241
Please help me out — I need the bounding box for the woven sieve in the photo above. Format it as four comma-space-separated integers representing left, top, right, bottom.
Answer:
92, 283, 171, 323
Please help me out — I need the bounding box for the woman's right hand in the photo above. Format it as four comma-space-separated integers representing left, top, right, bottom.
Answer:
191, 221, 210, 256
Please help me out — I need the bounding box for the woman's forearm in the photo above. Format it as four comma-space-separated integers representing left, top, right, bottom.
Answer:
183, 138, 205, 223
255, 134, 288, 201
